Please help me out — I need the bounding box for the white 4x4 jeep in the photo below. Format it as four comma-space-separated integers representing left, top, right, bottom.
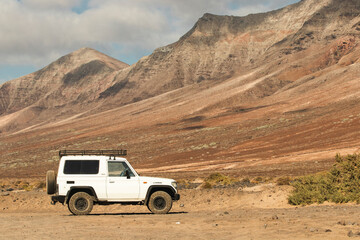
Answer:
46, 150, 180, 215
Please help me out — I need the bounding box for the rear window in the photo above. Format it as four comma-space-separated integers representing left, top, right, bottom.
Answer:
64, 160, 99, 174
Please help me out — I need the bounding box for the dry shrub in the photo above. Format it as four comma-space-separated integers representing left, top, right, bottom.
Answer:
253, 176, 263, 183
33, 181, 46, 190
288, 153, 360, 205
14, 180, 22, 186
202, 182, 213, 189
202, 173, 236, 188
241, 177, 251, 184
206, 173, 235, 185
277, 176, 291, 185
18, 181, 31, 191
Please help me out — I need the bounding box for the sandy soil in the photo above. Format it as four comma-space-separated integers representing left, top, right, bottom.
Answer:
1, 184, 359, 240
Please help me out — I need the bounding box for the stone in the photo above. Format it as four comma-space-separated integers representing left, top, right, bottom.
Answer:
338, 220, 346, 226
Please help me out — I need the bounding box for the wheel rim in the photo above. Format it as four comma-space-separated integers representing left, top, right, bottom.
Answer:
153, 196, 166, 210
75, 198, 88, 211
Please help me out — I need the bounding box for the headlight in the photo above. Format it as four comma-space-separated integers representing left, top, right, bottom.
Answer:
171, 181, 177, 190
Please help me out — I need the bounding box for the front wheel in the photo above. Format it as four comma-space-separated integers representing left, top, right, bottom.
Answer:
68, 192, 93, 215
147, 191, 172, 214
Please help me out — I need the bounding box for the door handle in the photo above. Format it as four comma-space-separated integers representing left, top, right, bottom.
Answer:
109, 181, 115, 183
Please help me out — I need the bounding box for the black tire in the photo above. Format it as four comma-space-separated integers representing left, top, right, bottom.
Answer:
46, 170, 56, 195
147, 191, 172, 214
68, 192, 94, 215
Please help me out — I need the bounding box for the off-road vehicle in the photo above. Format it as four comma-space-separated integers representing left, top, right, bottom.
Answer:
46, 150, 180, 215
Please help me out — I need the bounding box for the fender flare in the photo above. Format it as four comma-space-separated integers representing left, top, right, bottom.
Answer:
65, 186, 98, 204
144, 185, 176, 205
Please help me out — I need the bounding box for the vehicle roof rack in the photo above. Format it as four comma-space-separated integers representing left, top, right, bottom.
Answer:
59, 150, 127, 157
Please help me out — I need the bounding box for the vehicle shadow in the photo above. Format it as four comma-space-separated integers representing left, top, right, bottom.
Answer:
65, 211, 188, 216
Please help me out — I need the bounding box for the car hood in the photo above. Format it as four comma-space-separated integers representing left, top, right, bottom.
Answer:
138, 176, 175, 185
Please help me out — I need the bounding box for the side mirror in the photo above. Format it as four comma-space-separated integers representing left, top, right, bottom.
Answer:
125, 170, 131, 179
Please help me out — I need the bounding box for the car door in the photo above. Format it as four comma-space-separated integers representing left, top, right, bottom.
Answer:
106, 161, 140, 200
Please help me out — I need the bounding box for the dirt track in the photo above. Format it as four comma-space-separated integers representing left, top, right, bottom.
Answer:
1, 184, 360, 239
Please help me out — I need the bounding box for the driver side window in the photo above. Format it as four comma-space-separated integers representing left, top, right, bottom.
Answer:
108, 161, 135, 177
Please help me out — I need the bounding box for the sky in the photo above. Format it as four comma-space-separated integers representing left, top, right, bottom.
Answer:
0, 0, 299, 84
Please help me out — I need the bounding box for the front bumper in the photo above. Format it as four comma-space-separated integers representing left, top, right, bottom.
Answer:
173, 193, 180, 201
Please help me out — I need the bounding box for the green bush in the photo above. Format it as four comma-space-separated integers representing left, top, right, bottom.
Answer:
288, 153, 360, 205
288, 174, 334, 205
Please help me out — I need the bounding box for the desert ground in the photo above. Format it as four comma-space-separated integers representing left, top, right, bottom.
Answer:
1, 183, 360, 239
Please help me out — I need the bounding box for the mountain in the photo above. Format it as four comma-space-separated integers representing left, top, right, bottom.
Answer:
98, 0, 334, 105
0, 48, 129, 131
0, 0, 360, 178
91, 0, 360, 109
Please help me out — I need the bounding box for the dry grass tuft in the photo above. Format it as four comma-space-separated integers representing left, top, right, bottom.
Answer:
202, 173, 238, 189
276, 177, 291, 186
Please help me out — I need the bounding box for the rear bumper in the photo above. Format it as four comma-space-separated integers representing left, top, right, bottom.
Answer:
51, 195, 66, 205
173, 193, 180, 201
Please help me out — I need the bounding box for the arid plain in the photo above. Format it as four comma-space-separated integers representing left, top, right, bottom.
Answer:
2, 183, 360, 239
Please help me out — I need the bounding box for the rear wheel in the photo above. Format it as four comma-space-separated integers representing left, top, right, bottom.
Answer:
46, 170, 56, 195
68, 192, 93, 215
147, 191, 172, 214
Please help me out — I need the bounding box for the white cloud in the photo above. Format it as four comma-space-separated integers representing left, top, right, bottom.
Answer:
0, 0, 299, 70
20, 0, 82, 10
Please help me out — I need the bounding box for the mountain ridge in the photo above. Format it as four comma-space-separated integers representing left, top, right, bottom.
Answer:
0, 48, 129, 131
99, 0, 338, 107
